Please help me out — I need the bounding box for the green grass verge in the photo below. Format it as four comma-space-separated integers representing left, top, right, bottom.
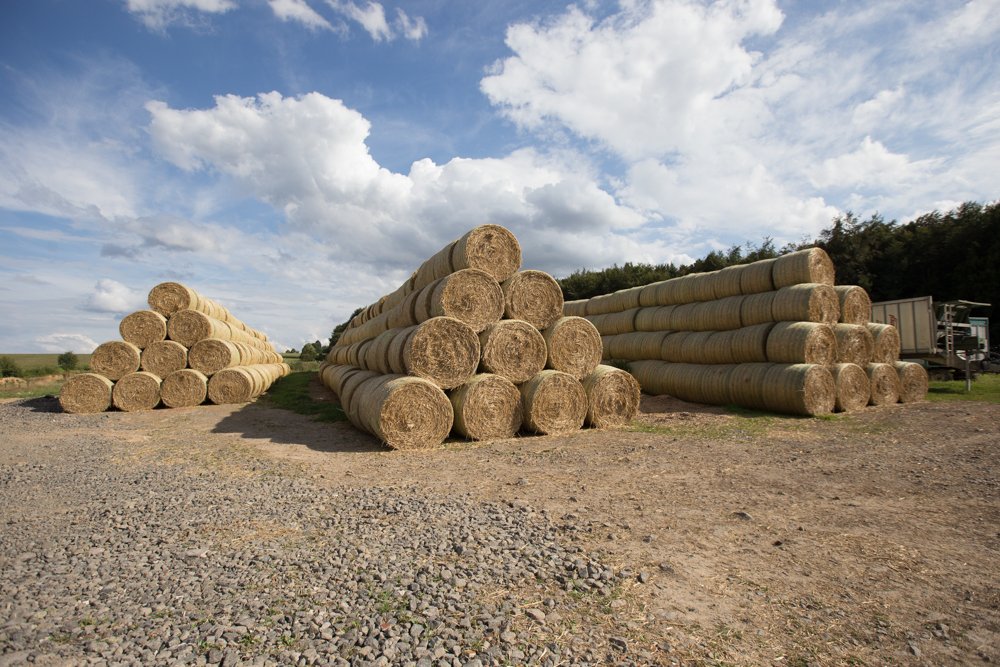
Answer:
0, 383, 64, 399
263, 371, 346, 422
927, 373, 1000, 403
0, 353, 91, 376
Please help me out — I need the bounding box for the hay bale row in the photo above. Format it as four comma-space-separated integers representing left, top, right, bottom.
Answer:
148, 282, 268, 341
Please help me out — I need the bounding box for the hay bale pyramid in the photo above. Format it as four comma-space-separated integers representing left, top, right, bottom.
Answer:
321, 224, 640, 450
565, 247, 928, 416
60, 283, 289, 414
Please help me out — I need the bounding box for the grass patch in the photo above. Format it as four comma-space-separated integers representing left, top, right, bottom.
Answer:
263, 371, 346, 422
927, 373, 1000, 403
0, 353, 91, 372
0, 382, 64, 399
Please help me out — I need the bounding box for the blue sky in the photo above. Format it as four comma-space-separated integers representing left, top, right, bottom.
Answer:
1, 0, 997, 353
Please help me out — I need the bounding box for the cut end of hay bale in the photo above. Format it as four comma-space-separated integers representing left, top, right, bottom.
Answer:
772, 284, 840, 324
772, 247, 835, 288
833, 323, 874, 366
453, 224, 522, 283
867, 323, 901, 363
403, 317, 481, 389
478, 319, 547, 384
140, 340, 188, 378
432, 268, 504, 332
834, 285, 872, 325
90, 341, 142, 381
893, 361, 928, 403
166, 309, 216, 347
112, 371, 162, 412
59, 373, 114, 414
148, 281, 197, 316
766, 322, 837, 365
582, 365, 641, 429
207, 367, 256, 404
362, 375, 454, 450
188, 338, 239, 375
161, 369, 208, 408
866, 363, 901, 406
501, 270, 564, 330
543, 316, 602, 379
119, 310, 167, 349
829, 363, 870, 412
449, 373, 522, 441
519, 369, 587, 435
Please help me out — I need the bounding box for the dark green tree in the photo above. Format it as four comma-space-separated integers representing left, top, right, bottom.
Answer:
0, 356, 21, 378
57, 351, 79, 371
299, 343, 319, 362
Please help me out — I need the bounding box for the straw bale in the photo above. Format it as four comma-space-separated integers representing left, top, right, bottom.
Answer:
634, 305, 675, 332
653, 275, 696, 306
541, 316, 602, 379
626, 360, 671, 395
386, 327, 414, 375
147, 281, 202, 316
609, 286, 643, 313
585, 292, 618, 316
600, 336, 613, 360
355, 375, 454, 449
166, 310, 234, 348
207, 363, 287, 404
766, 322, 838, 364
893, 361, 928, 403
866, 363, 901, 406
638, 282, 661, 307
112, 371, 162, 412
660, 332, 691, 362
866, 323, 901, 363
740, 291, 776, 326
141, 340, 188, 378
771, 284, 840, 324
91, 341, 142, 381
728, 363, 773, 410
449, 373, 522, 440
697, 330, 738, 364
772, 247, 835, 288
678, 331, 717, 364
834, 285, 872, 325
668, 303, 699, 331
160, 369, 208, 408
188, 338, 240, 375
563, 299, 588, 317
739, 259, 775, 295
695, 364, 737, 405
608, 332, 669, 361
59, 373, 114, 414
119, 310, 167, 349
691, 296, 744, 331
500, 270, 563, 330
381, 280, 412, 314
712, 265, 745, 300
478, 319, 547, 383
519, 370, 587, 435
386, 289, 421, 329
339, 369, 380, 418
367, 329, 399, 375
452, 224, 522, 283
689, 272, 719, 303
581, 365, 641, 428
760, 364, 836, 416
829, 363, 870, 412
833, 324, 875, 366
730, 323, 775, 363
403, 317, 480, 389
413, 240, 457, 291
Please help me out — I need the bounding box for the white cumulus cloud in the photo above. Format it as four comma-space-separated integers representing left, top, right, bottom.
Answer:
85, 279, 146, 314
326, 0, 427, 41
268, 0, 337, 31
36, 333, 101, 354
124, 0, 236, 30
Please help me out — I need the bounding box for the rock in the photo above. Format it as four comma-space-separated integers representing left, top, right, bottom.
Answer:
525, 609, 546, 623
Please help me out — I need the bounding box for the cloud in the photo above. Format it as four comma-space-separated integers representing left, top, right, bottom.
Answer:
395, 8, 428, 41
85, 279, 146, 314
124, 0, 236, 30
326, 1, 427, 41
267, 0, 337, 32
35, 333, 101, 354
810, 136, 937, 190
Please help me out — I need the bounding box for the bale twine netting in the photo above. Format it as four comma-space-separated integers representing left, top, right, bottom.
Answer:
829, 363, 871, 413
111, 371, 162, 412
765, 322, 838, 364
866, 363, 901, 406
678, 331, 730, 365
770, 284, 840, 324
141, 340, 188, 378
354, 374, 454, 449
401, 317, 480, 389
867, 323, 901, 363
581, 365, 641, 428
588, 308, 640, 336
415, 268, 504, 332
893, 361, 929, 403
626, 362, 734, 405
59, 373, 114, 414
563, 299, 588, 317
834, 285, 872, 325
542, 316, 602, 379
739, 259, 776, 295
659, 331, 690, 362
740, 291, 776, 327
607, 331, 670, 362
118, 310, 167, 349
91, 341, 142, 381
666, 303, 699, 331
634, 305, 675, 332
448, 373, 522, 440
710, 265, 745, 300
478, 319, 547, 383
500, 270, 564, 330
519, 370, 588, 435
832, 323, 875, 366
728, 363, 773, 411
160, 368, 209, 408
730, 323, 775, 363
207, 363, 290, 405
771, 247, 835, 289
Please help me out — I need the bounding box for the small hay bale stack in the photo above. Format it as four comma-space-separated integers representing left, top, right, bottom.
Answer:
834, 285, 872, 325
448, 374, 522, 440
207, 363, 289, 405
730, 323, 776, 363
112, 371, 162, 412
893, 361, 929, 403
402, 317, 481, 389
766, 322, 838, 364
141, 340, 188, 378
771, 284, 840, 324
161, 369, 209, 408
354, 374, 454, 449
119, 310, 167, 349
519, 370, 588, 435
866, 323, 901, 363
772, 247, 835, 288
760, 364, 836, 416
866, 363, 901, 406
91, 341, 142, 381
832, 324, 875, 366
740, 292, 776, 327
581, 365, 640, 428
829, 363, 871, 412
59, 373, 114, 414
739, 259, 776, 295
417, 268, 504, 332
542, 316, 602, 379
478, 320, 547, 383
500, 270, 564, 330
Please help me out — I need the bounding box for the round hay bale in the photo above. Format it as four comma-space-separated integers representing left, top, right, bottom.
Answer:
772, 247, 835, 288
581, 365, 641, 428
608, 286, 643, 312
542, 316, 602, 379
689, 272, 719, 303
112, 371, 161, 412
761, 364, 836, 416
833, 323, 875, 366
584, 293, 614, 316
519, 370, 587, 435
368, 329, 399, 375
702, 330, 738, 365
866, 323, 901, 363
728, 363, 773, 410
608, 331, 668, 361
207, 364, 286, 404
771, 284, 840, 324
452, 224, 522, 283
403, 317, 480, 389
91, 341, 142, 381
501, 270, 564, 330
119, 310, 167, 349
638, 282, 661, 307
694, 364, 736, 405
660, 331, 691, 362
669, 303, 699, 331
829, 363, 870, 412
634, 305, 675, 332
160, 369, 208, 408
893, 361, 928, 403
386, 289, 421, 329
740, 291, 776, 326
386, 327, 414, 375
356, 375, 454, 449
140, 340, 188, 378
866, 363, 901, 406
712, 265, 744, 300
601, 336, 614, 361
834, 285, 872, 325
563, 299, 588, 317
166, 310, 228, 347
148, 281, 200, 316
59, 373, 114, 414
339, 369, 380, 416
188, 338, 241, 375
766, 322, 837, 364
678, 331, 717, 363
381, 280, 412, 313
730, 323, 775, 363
653, 275, 695, 306
478, 319, 547, 383
627, 359, 671, 395
691, 296, 744, 332
449, 373, 522, 440
739, 259, 775, 295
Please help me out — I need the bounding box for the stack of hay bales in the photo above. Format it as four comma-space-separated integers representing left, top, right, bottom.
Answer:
566, 248, 927, 416
320, 225, 640, 449
60, 282, 289, 414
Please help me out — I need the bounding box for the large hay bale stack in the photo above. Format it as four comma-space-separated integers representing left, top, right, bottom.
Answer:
893, 361, 928, 403
160, 369, 208, 408
829, 363, 871, 412
119, 310, 167, 349
542, 316, 602, 379
866, 363, 901, 406
91, 341, 142, 381
478, 320, 547, 383
501, 270, 564, 330
449, 374, 522, 440
59, 373, 114, 414
112, 371, 162, 412
581, 365, 641, 428
520, 370, 588, 435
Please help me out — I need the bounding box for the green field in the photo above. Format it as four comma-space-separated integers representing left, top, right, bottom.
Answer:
0, 353, 92, 371
927, 372, 1000, 403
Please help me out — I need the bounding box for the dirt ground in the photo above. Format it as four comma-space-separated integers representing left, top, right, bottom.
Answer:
5, 383, 999, 666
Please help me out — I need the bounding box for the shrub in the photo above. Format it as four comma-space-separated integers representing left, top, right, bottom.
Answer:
299, 343, 318, 362
0, 356, 22, 378
58, 351, 79, 370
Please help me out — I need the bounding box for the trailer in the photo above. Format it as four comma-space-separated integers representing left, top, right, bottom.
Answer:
870, 296, 991, 380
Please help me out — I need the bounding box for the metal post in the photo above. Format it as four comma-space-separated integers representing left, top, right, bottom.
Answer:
967, 356, 972, 393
